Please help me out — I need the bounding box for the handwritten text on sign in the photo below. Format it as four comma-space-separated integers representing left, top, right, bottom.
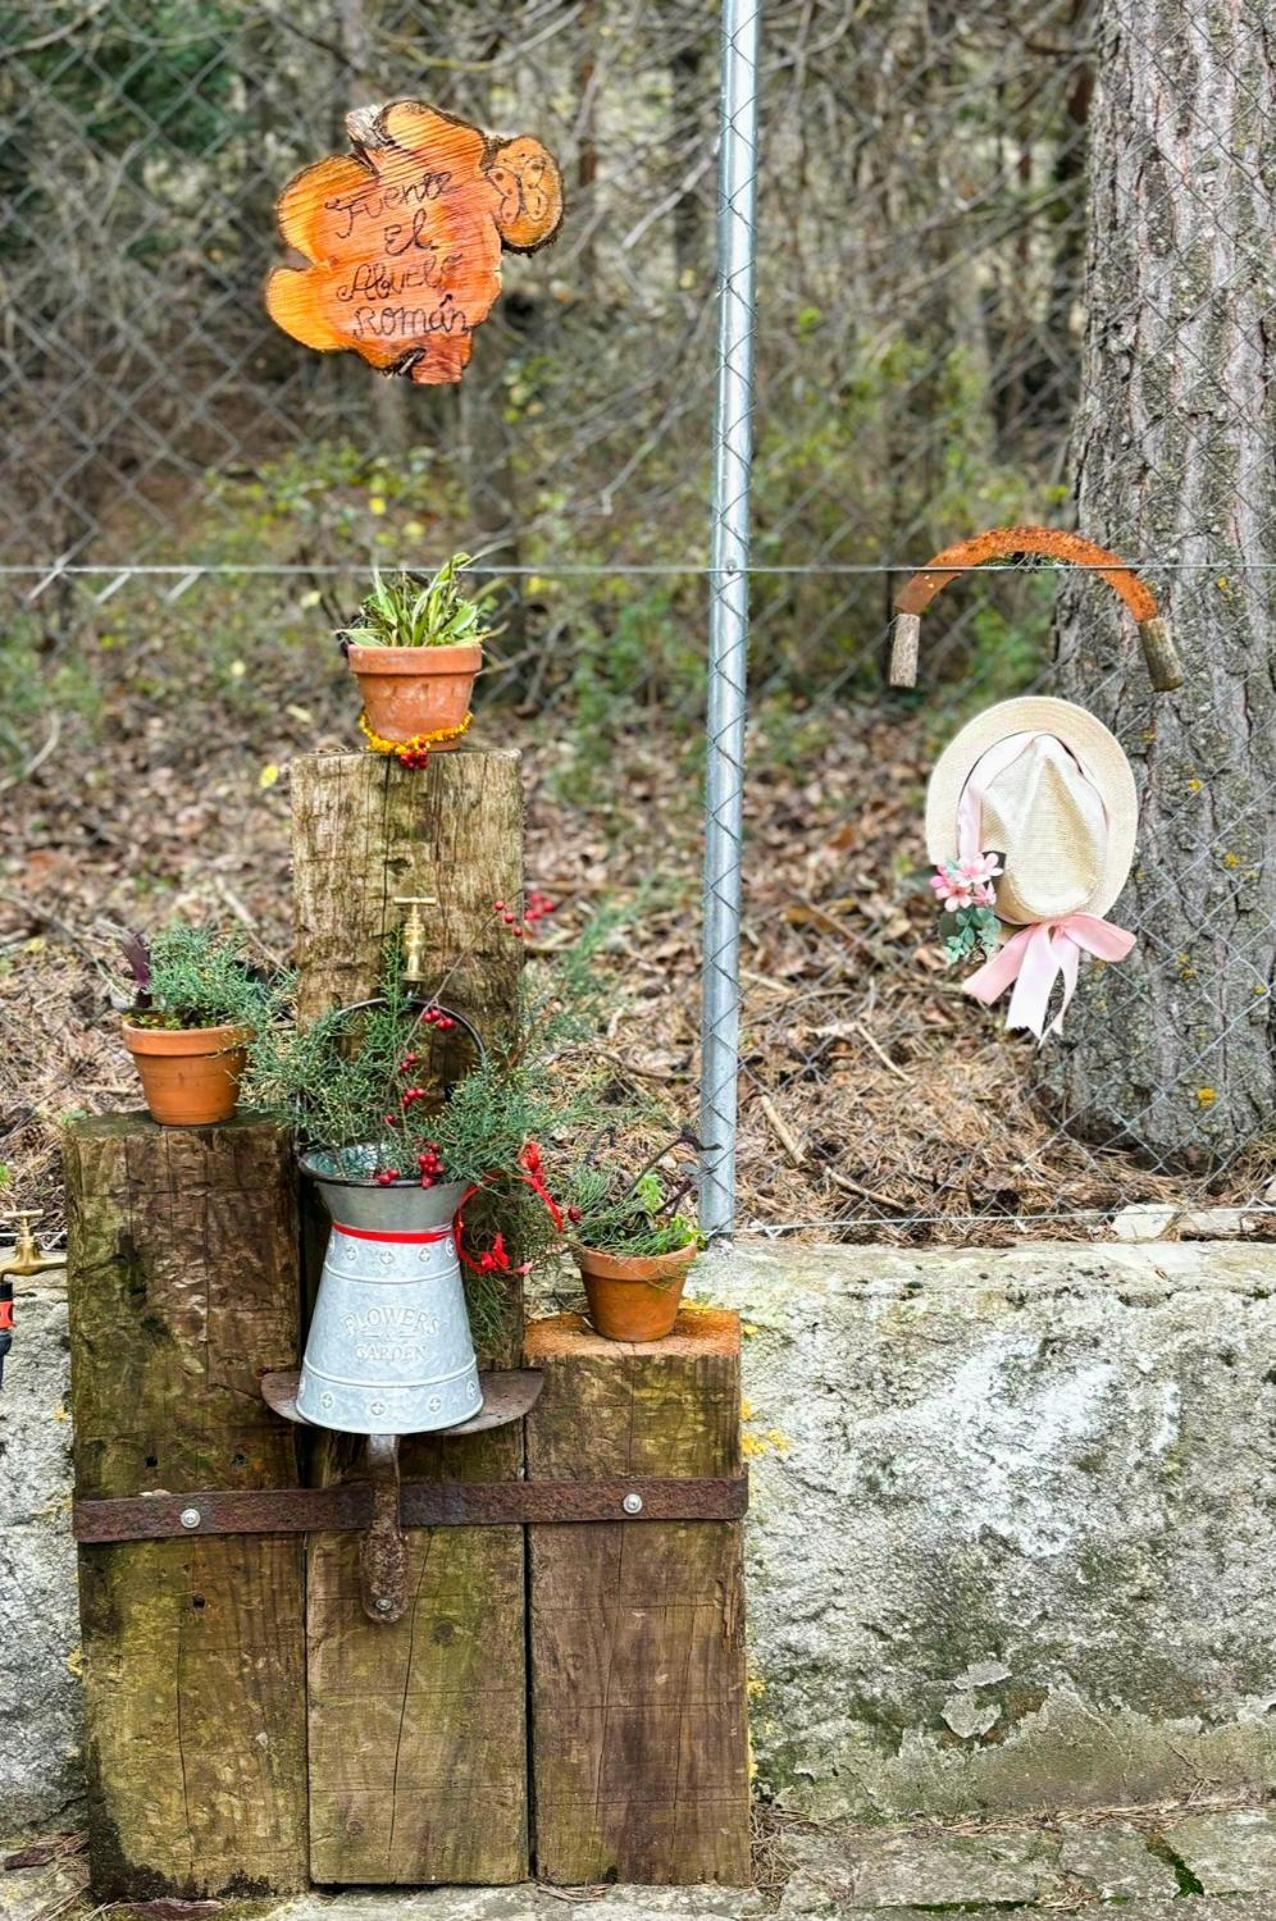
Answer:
266, 101, 563, 387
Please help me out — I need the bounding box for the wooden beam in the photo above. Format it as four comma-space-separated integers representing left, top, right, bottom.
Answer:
291, 747, 522, 1024
291, 747, 525, 1368
291, 747, 529, 1884
64, 1115, 308, 1900
524, 1309, 751, 1886
306, 1425, 527, 1884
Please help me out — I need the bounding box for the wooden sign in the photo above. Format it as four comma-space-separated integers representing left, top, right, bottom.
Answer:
266, 101, 563, 387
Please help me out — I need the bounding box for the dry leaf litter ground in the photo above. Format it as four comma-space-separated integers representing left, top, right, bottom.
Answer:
2, 627, 1271, 1246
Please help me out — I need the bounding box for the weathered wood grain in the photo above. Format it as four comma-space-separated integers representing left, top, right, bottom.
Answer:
291, 748, 529, 1884
524, 1309, 751, 1887
306, 1426, 527, 1884
291, 748, 524, 1368
64, 1114, 307, 1900
291, 748, 522, 1013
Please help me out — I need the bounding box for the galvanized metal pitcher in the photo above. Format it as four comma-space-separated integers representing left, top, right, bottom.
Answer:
297, 1146, 482, 1435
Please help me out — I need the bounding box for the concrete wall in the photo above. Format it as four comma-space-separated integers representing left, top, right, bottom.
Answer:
5, 1240, 1276, 1830
0, 1269, 82, 1827
702, 1240, 1276, 1821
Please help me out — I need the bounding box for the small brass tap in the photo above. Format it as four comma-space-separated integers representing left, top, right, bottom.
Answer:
0, 1211, 60, 1393
394, 895, 438, 985
0, 1211, 61, 1279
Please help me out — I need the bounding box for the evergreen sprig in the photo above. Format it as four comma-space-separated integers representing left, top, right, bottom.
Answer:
123, 921, 290, 1033
563, 1139, 704, 1258
244, 917, 619, 1189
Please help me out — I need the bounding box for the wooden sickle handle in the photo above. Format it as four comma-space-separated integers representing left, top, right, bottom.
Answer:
889, 524, 1183, 693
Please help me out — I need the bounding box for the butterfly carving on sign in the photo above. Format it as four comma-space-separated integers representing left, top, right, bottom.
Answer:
266, 101, 564, 387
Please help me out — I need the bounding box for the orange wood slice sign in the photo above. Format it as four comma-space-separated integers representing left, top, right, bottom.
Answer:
266, 101, 563, 387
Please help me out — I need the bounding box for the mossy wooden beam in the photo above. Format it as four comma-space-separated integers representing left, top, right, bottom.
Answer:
290, 747, 525, 1367
524, 1309, 751, 1886
291, 746, 529, 1884
306, 1424, 527, 1883
63, 1114, 308, 1900
291, 747, 522, 1021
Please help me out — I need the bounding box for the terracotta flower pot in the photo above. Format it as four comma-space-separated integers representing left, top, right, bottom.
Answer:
347, 642, 482, 746
575, 1241, 699, 1343
122, 1020, 250, 1127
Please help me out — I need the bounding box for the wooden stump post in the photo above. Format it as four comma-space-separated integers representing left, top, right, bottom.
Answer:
290, 747, 530, 1885
524, 1309, 751, 1887
64, 1115, 308, 1900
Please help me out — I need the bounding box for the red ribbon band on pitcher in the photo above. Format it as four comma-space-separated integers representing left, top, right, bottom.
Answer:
333, 1223, 454, 1244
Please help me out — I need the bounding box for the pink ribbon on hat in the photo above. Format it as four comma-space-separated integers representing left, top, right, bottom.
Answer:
954, 731, 1134, 1039
963, 915, 1135, 1039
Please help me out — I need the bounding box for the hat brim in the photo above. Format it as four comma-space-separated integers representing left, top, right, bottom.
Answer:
925, 697, 1138, 921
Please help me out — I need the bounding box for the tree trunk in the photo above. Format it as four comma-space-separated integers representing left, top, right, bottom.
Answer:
339, 0, 410, 459
670, 35, 710, 293
453, 47, 526, 652
1048, 0, 1276, 1168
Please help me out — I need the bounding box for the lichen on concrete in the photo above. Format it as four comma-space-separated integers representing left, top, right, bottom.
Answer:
697, 1238, 1276, 1822
0, 1269, 83, 1828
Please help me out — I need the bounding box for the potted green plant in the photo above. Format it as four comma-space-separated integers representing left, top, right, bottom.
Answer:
565, 1145, 705, 1342
341, 554, 498, 768
244, 921, 609, 1376
121, 922, 289, 1128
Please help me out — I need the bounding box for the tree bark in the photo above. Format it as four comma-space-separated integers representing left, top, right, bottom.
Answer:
338, 0, 409, 457
1048, 0, 1276, 1167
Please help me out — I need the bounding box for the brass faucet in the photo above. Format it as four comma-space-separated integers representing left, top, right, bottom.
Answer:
0, 1211, 60, 1392
394, 895, 438, 985
0, 1211, 61, 1278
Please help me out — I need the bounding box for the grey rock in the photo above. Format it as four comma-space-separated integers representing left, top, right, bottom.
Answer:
776, 1824, 1061, 1911
271, 1891, 761, 1921
1058, 1820, 1179, 1898
700, 1239, 1276, 1820
0, 1271, 82, 1828
1111, 1203, 1180, 1241
251, 1899, 1276, 1921
846, 1828, 1060, 1908
940, 1692, 1000, 1739
1162, 1807, 1276, 1893
1177, 1208, 1248, 1239
953, 1658, 1011, 1688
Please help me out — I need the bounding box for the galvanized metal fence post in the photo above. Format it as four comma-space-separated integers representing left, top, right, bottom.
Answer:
699, 0, 761, 1238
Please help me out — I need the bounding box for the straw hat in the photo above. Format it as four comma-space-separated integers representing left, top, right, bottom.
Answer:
926, 697, 1137, 926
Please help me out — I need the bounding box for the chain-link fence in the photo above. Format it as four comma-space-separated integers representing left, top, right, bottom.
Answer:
3, 0, 1274, 1242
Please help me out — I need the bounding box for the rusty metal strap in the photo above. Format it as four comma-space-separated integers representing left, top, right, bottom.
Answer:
73, 1472, 749, 1544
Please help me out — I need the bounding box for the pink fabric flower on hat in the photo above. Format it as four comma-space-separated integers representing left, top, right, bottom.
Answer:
930, 852, 1002, 912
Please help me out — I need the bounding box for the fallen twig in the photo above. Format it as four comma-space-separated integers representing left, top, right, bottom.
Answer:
853, 1018, 911, 1084
0, 712, 61, 795
826, 1167, 912, 1211
760, 1092, 806, 1168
